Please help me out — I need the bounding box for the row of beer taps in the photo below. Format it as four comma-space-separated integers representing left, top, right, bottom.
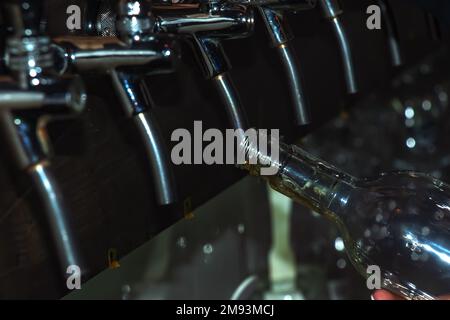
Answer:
0, 0, 408, 283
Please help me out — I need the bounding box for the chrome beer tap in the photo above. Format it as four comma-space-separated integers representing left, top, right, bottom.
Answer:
232, 0, 314, 125
0, 0, 86, 279
425, 12, 442, 42
153, 0, 254, 131
377, 0, 402, 67
53, 0, 179, 205
319, 0, 357, 94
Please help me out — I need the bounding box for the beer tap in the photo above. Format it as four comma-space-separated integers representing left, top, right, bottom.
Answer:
53, 0, 179, 205
319, 0, 357, 94
0, 0, 86, 279
153, 0, 254, 132
377, 0, 402, 67
233, 0, 314, 125
425, 12, 442, 42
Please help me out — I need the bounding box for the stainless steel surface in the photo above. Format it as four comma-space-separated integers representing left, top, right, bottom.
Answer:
66, 47, 173, 74
319, 0, 342, 19
277, 43, 310, 125
213, 72, 249, 130
4, 36, 54, 89
134, 111, 177, 206
231, 0, 316, 11
0, 78, 86, 112
378, 0, 402, 67
425, 12, 442, 41
68, 44, 179, 204
156, 4, 254, 41
28, 162, 84, 277
259, 7, 310, 125
156, 2, 254, 78
319, 0, 358, 94
0, 0, 87, 281
155, 2, 253, 130
258, 7, 292, 47
53, 1, 180, 205
0, 90, 46, 109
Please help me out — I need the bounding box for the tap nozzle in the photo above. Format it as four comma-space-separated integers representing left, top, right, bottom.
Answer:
154, 2, 253, 130
0, 0, 87, 282
257, 5, 311, 125
377, 0, 402, 67
319, 0, 358, 94
53, 15, 180, 205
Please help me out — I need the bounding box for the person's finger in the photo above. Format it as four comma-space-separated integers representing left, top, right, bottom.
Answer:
372, 290, 403, 300
372, 290, 450, 300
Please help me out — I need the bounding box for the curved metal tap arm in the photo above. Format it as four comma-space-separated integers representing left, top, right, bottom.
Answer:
0, 0, 88, 281
319, 0, 358, 94
258, 7, 310, 125
154, 1, 252, 130
53, 34, 179, 205
377, 0, 402, 67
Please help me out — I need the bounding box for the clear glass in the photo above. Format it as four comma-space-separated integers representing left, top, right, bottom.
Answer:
244, 140, 450, 300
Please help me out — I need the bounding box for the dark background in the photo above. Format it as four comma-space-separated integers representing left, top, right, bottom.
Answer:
0, 0, 447, 298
